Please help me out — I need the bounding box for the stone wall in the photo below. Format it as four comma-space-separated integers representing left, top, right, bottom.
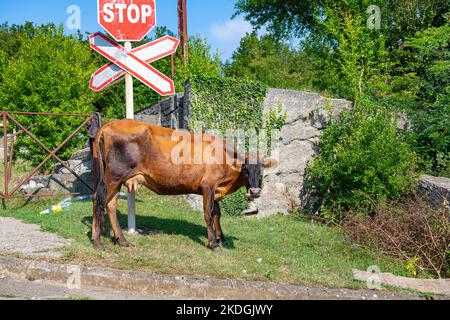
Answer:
20, 148, 93, 196
248, 89, 353, 217
418, 175, 450, 210
135, 80, 191, 130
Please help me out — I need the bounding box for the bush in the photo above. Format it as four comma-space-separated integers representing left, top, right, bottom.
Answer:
343, 196, 450, 278
220, 187, 249, 217
304, 97, 417, 220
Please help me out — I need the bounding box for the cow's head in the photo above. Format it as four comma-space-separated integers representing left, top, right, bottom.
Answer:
243, 153, 278, 200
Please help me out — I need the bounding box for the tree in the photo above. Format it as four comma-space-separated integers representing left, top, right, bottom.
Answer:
232, 0, 448, 220
234, 0, 317, 39
235, 0, 448, 42
397, 26, 450, 176
225, 33, 304, 90
234, 0, 448, 100
234, 0, 449, 176
0, 24, 97, 166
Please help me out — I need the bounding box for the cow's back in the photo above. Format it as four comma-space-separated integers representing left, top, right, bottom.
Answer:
99, 120, 243, 198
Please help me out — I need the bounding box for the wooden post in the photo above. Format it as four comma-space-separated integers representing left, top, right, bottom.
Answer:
125, 41, 137, 235
170, 54, 175, 80
178, 0, 188, 64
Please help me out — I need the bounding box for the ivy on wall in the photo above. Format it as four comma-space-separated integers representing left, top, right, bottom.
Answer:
189, 75, 267, 134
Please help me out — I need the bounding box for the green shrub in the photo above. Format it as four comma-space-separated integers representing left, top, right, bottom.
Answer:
220, 187, 249, 216
304, 97, 417, 220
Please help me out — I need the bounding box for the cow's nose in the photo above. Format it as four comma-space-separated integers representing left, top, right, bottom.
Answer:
249, 188, 262, 196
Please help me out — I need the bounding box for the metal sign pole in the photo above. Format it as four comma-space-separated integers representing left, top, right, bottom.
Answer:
92, 1, 179, 236
125, 41, 137, 234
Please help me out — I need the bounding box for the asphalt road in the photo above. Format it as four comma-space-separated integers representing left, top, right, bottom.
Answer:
0, 273, 184, 300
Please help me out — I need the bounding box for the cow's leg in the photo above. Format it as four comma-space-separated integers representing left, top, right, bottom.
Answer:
203, 188, 219, 251
106, 189, 129, 247
213, 201, 225, 244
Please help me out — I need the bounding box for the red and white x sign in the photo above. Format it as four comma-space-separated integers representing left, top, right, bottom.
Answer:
89, 32, 179, 96
90, 35, 179, 92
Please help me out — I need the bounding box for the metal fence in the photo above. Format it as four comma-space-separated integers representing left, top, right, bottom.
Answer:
0, 111, 94, 200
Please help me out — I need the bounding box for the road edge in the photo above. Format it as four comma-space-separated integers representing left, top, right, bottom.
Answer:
0, 256, 427, 300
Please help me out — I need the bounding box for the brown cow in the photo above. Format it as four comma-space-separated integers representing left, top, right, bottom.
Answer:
91, 119, 275, 250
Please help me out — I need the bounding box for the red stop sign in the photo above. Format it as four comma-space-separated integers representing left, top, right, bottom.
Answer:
97, 0, 156, 42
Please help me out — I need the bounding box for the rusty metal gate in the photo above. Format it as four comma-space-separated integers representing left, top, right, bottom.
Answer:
0, 111, 95, 200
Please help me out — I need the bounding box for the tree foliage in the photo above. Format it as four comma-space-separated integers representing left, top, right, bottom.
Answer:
395, 26, 450, 176
0, 24, 97, 166
225, 33, 307, 91
233, 0, 449, 187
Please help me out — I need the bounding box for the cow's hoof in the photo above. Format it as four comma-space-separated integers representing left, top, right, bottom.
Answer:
217, 237, 226, 245
118, 241, 130, 248
92, 241, 106, 251
121, 241, 133, 248
114, 238, 130, 247
211, 245, 221, 252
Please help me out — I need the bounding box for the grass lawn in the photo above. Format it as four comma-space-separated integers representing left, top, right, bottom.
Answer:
0, 190, 408, 289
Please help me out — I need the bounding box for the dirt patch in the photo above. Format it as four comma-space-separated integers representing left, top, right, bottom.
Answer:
0, 217, 70, 258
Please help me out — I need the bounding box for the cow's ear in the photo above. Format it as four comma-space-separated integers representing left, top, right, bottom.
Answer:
263, 158, 278, 169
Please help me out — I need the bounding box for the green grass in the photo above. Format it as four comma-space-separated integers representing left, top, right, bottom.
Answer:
0, 191, 407, 289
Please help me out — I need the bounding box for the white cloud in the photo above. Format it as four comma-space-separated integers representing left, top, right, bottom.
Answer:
209, 17, 253, 60
210, 17, 253, 44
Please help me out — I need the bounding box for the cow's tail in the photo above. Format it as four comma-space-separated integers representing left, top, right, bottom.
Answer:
89, 112, 106, 226
93, 132, 107, 223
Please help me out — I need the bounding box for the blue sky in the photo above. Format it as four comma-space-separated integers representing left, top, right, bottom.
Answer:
0, 0, 254, 61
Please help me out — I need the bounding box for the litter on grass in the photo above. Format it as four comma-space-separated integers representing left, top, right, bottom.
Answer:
40, 193, 128, 215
